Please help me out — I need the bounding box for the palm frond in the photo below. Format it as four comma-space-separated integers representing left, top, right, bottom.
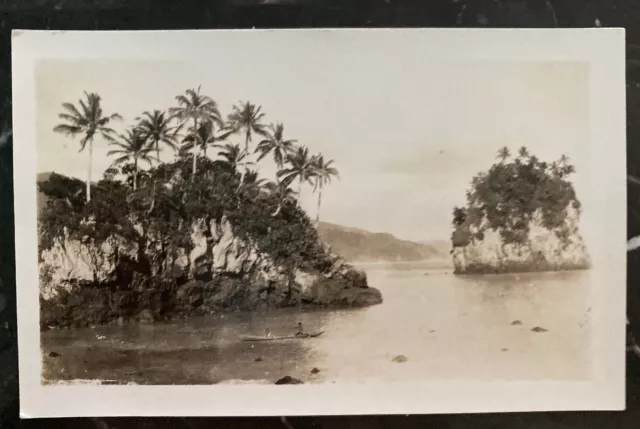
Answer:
53, 124, 83, 136
108, 141, 131, 151
110, 155, 131, 165
57, 113, 87, 125
61, 102, 83, 119
106, 149, 128, 156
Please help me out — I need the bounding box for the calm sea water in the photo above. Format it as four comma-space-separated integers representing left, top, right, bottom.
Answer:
41, 262, 592, 384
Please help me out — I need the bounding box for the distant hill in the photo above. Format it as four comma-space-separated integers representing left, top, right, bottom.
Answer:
420, 239, 452, 256
316, 222, 450, 263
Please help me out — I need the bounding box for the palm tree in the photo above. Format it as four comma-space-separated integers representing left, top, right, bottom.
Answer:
557, 155, 575, 177
180, 120, 233, 158
265, 181, 298, 216
496, 146, 510, 163
311, 155, 339, 225
136, 110, 180, 161
217, 143, 255, 173
217, 143, 257, 188
107, 128, 155, 190
517, 146, 530, 160
255, 122, 297, 168
169, 87, 222, 175
558, 154, 570, 167
243, 169, 266, 184
53, 91, 122, 202
227, 101, 267, 154
241, 169, 268, 195
277, 146, 317, 203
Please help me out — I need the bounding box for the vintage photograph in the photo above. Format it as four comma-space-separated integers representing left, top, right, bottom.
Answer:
13, 29, 625, 416
36, 58, 594, 385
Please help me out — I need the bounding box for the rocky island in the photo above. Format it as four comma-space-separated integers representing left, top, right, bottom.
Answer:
450, 147, 591, 274
38, 165, 381, 330
38, 90, 382, 330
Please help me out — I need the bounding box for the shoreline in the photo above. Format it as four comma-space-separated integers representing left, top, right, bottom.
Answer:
40, 297, 382, 332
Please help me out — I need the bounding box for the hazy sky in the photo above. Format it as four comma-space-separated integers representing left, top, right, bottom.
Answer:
36, 59, 589, 243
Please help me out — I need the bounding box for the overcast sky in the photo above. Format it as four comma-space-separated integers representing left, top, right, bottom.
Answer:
36, 58, 589, 243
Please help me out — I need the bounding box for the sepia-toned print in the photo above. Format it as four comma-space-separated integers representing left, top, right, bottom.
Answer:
12, 29, 626, 417
35, 58, 594, 385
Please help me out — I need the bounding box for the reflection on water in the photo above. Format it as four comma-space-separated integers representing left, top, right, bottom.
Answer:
42, 263, 592, 384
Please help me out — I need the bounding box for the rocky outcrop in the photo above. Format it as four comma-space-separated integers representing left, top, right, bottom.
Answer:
452, 207, 590, 274
39, 216, 381, 329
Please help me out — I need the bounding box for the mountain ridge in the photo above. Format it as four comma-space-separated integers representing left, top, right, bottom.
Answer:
316, 221, 450, 263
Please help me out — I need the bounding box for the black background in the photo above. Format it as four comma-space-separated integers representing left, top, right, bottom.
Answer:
1, 1, 639, 428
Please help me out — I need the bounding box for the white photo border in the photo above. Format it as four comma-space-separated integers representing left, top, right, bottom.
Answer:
12, 28, 626, 418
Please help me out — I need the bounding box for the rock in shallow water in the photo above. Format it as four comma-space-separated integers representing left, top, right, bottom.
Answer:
275, 376, 304, 385
531, 326, 548, 333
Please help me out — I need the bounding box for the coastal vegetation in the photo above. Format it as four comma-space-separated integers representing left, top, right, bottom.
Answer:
39, 88, 377, 329
451, 146, 590, 274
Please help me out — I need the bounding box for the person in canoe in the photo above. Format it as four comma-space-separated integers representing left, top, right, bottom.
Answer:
264, 328, 273, 339
295, 322, 305, 337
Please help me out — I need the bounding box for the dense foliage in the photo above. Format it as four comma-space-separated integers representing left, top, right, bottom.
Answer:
43, 87, 348, 276
452, 146, 581, 247
38, 155, 333, 276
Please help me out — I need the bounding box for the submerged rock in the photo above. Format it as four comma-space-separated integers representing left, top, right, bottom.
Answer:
531, 326, 548, 333
310, 367, 320, 374
511, 320, 523, 326
275, 376, 304, 385
392, 354, 408, 363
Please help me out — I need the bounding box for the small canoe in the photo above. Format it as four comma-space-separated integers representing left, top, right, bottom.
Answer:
240, 331, 324, 342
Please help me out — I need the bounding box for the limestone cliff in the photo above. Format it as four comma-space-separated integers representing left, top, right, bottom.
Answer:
451, 207, 590, 274
37, 164, 382, 330
39, 216, 381, 329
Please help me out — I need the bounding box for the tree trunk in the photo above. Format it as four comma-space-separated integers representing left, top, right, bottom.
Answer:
245, 131, 250, 154
87, 138, 93, 202
298, 178, 302, 204
156, 140, 160, 163
133, 158, 138, 191
315, 185, 323, 226
192, 118, 198, 176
